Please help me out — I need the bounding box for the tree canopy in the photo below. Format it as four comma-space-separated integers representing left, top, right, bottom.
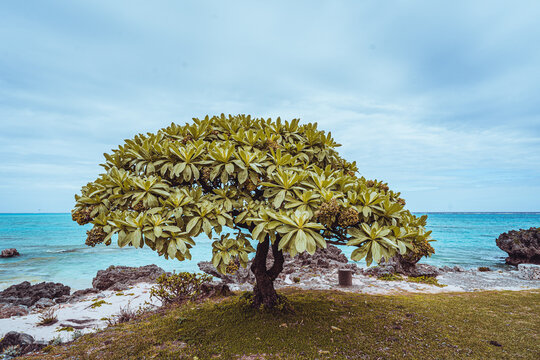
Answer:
73, 114, 434, 277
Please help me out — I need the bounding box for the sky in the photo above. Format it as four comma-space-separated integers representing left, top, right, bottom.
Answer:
0, 0, 539, 213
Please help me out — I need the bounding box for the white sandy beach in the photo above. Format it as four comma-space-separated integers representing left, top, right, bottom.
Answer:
0, 283, 160, 343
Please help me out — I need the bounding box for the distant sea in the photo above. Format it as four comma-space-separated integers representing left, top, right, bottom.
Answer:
1, 213, 539, 290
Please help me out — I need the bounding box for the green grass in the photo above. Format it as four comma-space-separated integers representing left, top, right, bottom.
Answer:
21, 289, 540, 360
377, 273, 446, 287
89, 299, 110, 308
407, 275, 446, 287
377, 273, 404, 281
55, 326, 74, 332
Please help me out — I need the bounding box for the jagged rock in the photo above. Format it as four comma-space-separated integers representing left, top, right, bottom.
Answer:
197, 261, 254, 284
388, 254, 426, 274
32, 298, 56, 309
517, 264, 540, 280
362, 265, 396, 277
0, 331, 34, 352
439, 265, 465, 273
366, 253, 441, 278
0, 331, 47, 356
92, 264, 166, 291
54, 288, 100, 304
0, 281, 70, 307
0, 248, 20, 258
110, 283, 130, 291
0, 304, 29, 319
295, 245, 357, 271
65, 288, 101, 303
198, 245, 358, 285
54, 295, 70, 304
200, 282, 232, 298
496, 227, 540, 265
20, 340, 48, 354
406, 264, 441, 277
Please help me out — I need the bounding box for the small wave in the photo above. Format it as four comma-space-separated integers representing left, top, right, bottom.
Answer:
45, 248, 80, 253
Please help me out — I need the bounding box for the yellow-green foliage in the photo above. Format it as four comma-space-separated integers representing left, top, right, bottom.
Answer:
36, 307, 58, 326
1, 345, 20, 357
72, 115, 434, 271
56, 326, 74, 332
150, 272, 212, 305
377, 274, 446, 287
89, 300, 110, 309
407, 276, 446, 287
378, 273, 404, 281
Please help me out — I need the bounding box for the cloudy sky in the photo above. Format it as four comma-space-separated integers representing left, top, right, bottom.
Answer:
1, 0, 539, 212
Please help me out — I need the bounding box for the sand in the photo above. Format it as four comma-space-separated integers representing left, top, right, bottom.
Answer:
0, 283, 160, 343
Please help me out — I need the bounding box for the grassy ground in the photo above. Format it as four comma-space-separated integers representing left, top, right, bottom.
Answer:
19, 289, 540, 360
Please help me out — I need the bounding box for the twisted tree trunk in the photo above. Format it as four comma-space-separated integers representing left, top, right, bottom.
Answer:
250, 236, 284, 308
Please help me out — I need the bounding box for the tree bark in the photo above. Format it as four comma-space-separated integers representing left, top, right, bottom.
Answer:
250, 236, 284, 308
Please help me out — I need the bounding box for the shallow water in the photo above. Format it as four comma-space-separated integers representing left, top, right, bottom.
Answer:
0, 213, 538, 290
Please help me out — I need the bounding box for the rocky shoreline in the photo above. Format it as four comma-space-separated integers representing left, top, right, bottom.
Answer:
1, 247, 539, 357
197, 245, 540, 292
0, 265, 167, 357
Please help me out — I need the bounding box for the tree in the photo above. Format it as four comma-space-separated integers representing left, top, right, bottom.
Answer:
72, 115, 434, 308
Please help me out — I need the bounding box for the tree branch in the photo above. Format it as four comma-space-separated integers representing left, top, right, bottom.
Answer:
250, 236, 270, 276
253, 187, 265, 201
326, 239, 348, 246
322, 227, 350, 243
267, 235, 284, 281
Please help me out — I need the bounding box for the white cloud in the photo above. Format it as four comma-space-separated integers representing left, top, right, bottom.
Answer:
0, 0, 539, 212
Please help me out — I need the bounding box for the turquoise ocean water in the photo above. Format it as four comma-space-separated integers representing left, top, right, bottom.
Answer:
1, 213, 539, 290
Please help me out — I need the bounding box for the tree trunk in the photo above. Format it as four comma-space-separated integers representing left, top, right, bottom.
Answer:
250, 236, 284, 308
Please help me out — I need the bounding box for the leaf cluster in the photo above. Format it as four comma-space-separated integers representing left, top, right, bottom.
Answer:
150, 272, 212, 305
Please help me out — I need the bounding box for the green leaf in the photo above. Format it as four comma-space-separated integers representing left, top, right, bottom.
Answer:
371, 241, 382, 263
186, 217, 200, 233
131, 229, 142, 248
221, 251, 231, 265
220, 170, 229, 185
238, 169, 248, 184
350, 243, 370, 261
252, 223, 266, 242
173, 162, 186, 176
295, 229, 307, 253
305, 236, 316, 254
278, 231, 295, 251
191, 164, 200, 180
397, 240, 407, 254
167, 240, 177, 258
273, 190, 286, 208
163, 225, 181, 233
202, 218, 212, 237
118, 231, 129, 247
212, 252, 222, 267
175, 238, 187, 253
217, 215, 226, 226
